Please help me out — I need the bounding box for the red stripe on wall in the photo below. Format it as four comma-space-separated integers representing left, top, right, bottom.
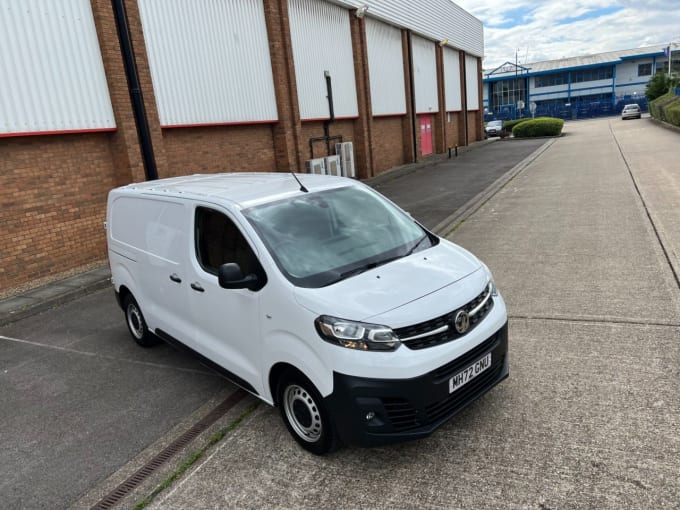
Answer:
0, 127, 117, 138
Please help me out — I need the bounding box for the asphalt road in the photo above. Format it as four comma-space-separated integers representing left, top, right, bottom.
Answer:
3, 118, 679, 509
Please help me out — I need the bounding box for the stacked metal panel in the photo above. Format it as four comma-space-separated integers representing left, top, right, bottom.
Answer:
0, 0, 115, 135
365, 17, 406, 116
444, 48, 462, 112
465, 54, 480, 111
138, 0, 278, 126
334, 0, 483, 57
288, 0, 358, 120
411, 35, 438, 114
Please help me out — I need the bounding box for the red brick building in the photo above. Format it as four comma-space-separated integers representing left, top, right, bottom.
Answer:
0, 0, 484, 292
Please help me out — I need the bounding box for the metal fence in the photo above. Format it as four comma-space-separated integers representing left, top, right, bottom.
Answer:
486, 95, 649, 122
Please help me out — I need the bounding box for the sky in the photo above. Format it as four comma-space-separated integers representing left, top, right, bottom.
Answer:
453, 0, 680, 70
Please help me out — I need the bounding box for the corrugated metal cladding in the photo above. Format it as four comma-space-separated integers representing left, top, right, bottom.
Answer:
338, 0, 483, 57
288, 0, 358, 119
365, 17, 405, 116
138, 0, 278, 126
465, 54, 480, 110
411, 35, 438, 114
444, 48, 462, 111
0, 0, 114, 135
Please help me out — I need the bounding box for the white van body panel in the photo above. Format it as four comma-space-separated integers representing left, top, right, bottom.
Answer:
292, 241, 482, 321
106, 173, 509, 449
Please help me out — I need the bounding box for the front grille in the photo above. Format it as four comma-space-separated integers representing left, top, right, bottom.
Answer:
394, 283, 494, 350
432, 330, 501, 382
381, 397, 418, 431
425, 358, 505, 423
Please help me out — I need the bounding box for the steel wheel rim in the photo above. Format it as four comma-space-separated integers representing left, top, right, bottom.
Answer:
283, 384, 322, 443
126, 304, 144, 340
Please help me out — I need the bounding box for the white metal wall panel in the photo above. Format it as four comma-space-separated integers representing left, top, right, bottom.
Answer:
333, 0, 483, 57
288, 0, 358, 119
465, 54, 480, 111
412, 35, 438, 114
0, 0, 114, 135
365, 17, 405, 116
444, 48, 462, 111
138, 0, 278, 126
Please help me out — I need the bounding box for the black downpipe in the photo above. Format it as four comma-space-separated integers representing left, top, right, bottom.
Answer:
309, 71, 343, 159
112, 0, 158, 181
406, 31, 418, 163
323, 71, 335, 155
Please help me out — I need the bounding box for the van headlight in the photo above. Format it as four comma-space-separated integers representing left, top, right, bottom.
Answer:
314, 315, 400, 351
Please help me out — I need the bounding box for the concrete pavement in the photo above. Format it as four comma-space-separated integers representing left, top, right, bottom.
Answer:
141, 117, 680, 509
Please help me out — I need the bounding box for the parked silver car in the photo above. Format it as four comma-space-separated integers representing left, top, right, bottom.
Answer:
485, 120, 505, 137
621, 104, 641, 120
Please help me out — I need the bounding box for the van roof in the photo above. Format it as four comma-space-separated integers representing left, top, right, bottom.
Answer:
118, 172, 354, 208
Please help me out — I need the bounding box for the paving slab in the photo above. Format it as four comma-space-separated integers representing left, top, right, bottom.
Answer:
449, 119, 680, 324
141, 117, 680, 510
148, 320, 680, 510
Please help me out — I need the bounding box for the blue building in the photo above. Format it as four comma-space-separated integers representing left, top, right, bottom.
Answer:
483, 44, 679, 120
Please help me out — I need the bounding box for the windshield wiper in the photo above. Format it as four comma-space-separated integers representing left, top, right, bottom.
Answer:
404, 234, 429, 257
324, 235, 430, 286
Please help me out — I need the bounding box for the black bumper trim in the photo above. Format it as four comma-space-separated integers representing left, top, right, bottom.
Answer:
325, 322, 508, 447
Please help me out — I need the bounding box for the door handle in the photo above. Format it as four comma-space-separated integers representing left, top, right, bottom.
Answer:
169, 273, 182, 283
190, 282, 205, 292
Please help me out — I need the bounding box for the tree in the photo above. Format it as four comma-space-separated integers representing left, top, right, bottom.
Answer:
646, 72, 679, 101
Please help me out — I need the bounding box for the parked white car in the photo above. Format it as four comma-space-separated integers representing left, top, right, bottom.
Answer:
485, 120, 505, 137
106, 173, 508, 454
621, 104, 642, 120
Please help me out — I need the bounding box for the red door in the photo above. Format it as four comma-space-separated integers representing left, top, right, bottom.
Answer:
419, 115, 433, 156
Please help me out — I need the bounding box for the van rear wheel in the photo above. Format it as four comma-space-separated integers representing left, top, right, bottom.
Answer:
123, 294, 159, 347
277, 370, 338, 455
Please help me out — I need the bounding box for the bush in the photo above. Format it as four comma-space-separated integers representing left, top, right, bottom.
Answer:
646, 72, 680, 101
649, 92, 680, 126
502, 118, 531, 131
512, 117, 564, 138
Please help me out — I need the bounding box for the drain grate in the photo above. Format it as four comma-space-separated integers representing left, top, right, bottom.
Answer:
91, 389, 248, 509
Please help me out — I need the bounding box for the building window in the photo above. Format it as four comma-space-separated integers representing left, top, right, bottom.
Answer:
535, 72, 569, 88
490, 78, 526, 110
572, 66, 613, 83
638, 63, 652, 76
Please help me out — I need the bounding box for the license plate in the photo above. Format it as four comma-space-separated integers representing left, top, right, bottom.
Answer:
449, 352, 492, 393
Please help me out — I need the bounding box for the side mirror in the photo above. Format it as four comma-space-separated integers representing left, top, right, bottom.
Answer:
218, 263, 258, 291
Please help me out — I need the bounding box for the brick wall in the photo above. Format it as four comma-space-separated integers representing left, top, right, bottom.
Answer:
445, 112, 463, 149
161, 125, 277, 177
372, 116, 406, 174
0, 134, 116, 290
467, 111, 479, 144
300, 119, 356, 161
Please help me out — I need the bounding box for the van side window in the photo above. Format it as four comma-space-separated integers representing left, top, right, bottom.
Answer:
194, 207, 262, 279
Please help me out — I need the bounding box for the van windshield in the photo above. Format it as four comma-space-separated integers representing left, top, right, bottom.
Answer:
243, 186, 435, 288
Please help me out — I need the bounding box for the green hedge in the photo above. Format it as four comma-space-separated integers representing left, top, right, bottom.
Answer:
502, 118, 531, 131
649, 92, 680, 126
512, 117, 564, 138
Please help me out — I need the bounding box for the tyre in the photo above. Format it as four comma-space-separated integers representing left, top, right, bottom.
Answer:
277, 370, 339, 455
123, 294, 159, 347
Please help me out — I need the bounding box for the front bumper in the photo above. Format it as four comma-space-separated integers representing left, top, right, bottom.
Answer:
325, 322, 508, 447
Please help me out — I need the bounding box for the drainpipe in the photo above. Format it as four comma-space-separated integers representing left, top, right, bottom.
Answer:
112, 0, 158, 181
406, 31, 417, 162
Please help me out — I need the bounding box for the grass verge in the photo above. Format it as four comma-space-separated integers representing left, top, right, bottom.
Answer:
134, 401, 261, 510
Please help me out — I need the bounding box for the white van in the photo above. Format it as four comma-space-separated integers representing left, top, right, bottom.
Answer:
106, 173, 508, 454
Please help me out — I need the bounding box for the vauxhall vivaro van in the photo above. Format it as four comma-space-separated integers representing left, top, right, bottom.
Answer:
106, 173, 508, 454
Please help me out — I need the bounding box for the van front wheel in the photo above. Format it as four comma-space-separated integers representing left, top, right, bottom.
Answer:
123, 295, 159, 347
277, 370, 338, 455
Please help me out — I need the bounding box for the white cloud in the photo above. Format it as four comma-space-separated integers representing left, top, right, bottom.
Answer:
453, 0, 680, 68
